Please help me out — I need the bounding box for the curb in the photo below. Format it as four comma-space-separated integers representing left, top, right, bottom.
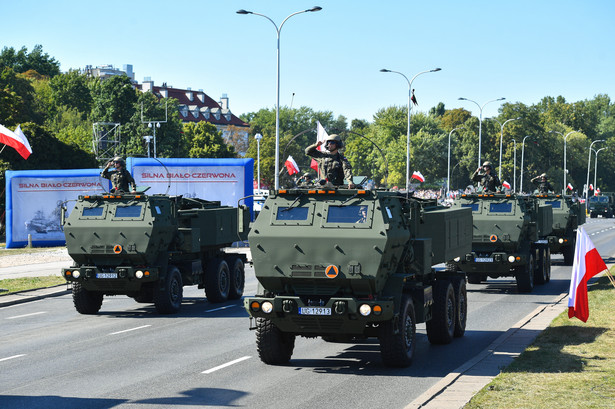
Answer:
0, 285, 69, 308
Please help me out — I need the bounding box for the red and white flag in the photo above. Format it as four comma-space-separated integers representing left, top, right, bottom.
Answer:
502, 181, 511, 190
589, 184, 593, 190
567, 183, 573, 191
411, 171, 425, 183
316, 121, 329, 152
310, 158, 319, 172
568, 227, 608, 322
0, 123, 32, 160
284, 155, 300, 175
596, 187, 601, 194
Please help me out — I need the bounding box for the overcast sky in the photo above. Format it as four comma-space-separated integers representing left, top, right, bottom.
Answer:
3, 0, 614, 122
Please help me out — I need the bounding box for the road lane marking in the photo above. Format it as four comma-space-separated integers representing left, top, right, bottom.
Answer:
202, 356, 251, 374
109, 325, 152, 335
0, 354, 26, 362
6, 311, 47, 320
205, 305, 237, 313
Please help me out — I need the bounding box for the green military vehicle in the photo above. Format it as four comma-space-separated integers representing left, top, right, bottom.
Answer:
533, 194, 585, 265
451, 193, 553, 293
588, 193, 615, 218
61, 192, 250, 314
244, 187, 472, 367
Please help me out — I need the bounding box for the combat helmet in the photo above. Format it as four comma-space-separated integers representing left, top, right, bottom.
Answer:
540, 173, 547, 179
325, 133, 343, 149
113, 156, 126, 166
482, 161, 493, 170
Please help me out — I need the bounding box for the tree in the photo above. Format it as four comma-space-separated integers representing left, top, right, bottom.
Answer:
184, 121, 236, 158
49, 70, 92, 117
0, 45, 60, 78
89, 75, 137, 124
0, 68, 40, 125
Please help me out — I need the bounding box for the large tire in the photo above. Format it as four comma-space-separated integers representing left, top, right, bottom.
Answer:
228, 257, 245, 300
256, 317, 295, 365
72, 282, 103, 315
426, 280, 456, 345
563, 243, 575, 266
453, 278, 467, 338
544, 248, 551, 283
204, 258, 230, 303
153, 266, 183, 314
534, 247, 548, 285
467, 273, 486, 284
379, 294, 416, 367
516, 253, 535, 293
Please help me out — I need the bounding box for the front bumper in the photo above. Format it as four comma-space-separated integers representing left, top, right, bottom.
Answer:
62, 265, 159, 292
456, 251, 526, 275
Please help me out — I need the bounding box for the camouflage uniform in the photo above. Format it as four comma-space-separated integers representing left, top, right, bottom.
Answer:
101, 158, 137, 193
531, 174, 554, 194
471, 162, 501, 193
305, 143, 353, 186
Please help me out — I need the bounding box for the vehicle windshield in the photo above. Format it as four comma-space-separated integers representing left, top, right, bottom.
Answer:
327, 205, 369, 223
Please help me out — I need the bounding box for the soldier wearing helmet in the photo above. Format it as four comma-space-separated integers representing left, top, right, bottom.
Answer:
101, 156, 137, 193
305, 134, 354, 187
471, 161, 501, 192
531, 173, 554, 194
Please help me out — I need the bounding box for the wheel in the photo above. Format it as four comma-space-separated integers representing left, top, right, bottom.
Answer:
563, 242, 575, 266
453, 278, 467, 338
72, 282, 103, 314
544, 248, 551, 283
379, 294, 416, 367
467, 273, 486, 284
153, 266, 183, 314
426, 280, 456, 345
534, 247, 548, 285
256, 317, 295, 365
204, 258, 230, 303
228, 257, 245, 300
516, 253, 535, 293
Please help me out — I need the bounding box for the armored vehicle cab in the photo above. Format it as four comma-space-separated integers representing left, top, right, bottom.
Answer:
533, 194, 585, 265
451, 193, 553, 293
61, 192, 250, 314
588, 193, 614, 218
245, 187, 472, 367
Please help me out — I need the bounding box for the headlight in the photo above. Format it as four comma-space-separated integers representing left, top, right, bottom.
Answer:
359, 304, 372, 316
454, 256, 461, 262
508, 255, 516, 263
135, 270, 144, 279
72, 270, 80, 278
261, 301, 273, 314
558, 238, 564, 244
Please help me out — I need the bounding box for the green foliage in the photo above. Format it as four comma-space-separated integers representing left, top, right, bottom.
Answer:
0, 68, 39, 125
0, 45, 61, 78
89, 75, 137, 124
49, 70, 92, 117
183, 121, 236, 158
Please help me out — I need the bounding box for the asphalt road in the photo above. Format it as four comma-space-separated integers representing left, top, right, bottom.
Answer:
1, 218, 614, 409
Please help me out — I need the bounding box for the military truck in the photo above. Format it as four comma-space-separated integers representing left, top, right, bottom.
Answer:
533, 194, 585, 265
244, 187, 472, 367
588, 193, 615, 218
61, 192, 250, 314
451, 193, 553, 292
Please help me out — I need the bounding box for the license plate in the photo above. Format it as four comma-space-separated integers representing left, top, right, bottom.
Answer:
536, 239, 548, 244
96, 273, 118, 279
299, 307, 331, 316
474, 257, 494, 263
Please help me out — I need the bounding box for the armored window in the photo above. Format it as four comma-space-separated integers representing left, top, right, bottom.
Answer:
276, 207, 309, 221
489, 203, 512, 213
115, 205, 142, 218
326, 205, 369, 223
82, 207, 104, 217
545, 200, 562, 209
461, 203, 479, 212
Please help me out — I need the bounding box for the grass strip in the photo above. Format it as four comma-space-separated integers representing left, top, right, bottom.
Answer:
465, 275, 615, 409
0, 276, 66, 295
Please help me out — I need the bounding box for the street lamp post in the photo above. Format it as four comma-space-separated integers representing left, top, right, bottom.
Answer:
551, 130, 580, 193
494, 117, 520, 181
593, 147, 607, 192
237, 6, 322, 190
458, 97, 505, 168
380, 67, 442, 193
585, 139, 605, 198
511, 138, 517, 192
520, 135, 534, 193
447, 126, 464, 197
255, 133, 263, 193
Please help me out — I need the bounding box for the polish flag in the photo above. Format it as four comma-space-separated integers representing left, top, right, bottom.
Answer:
316, 121, 329, 152
284, 155, 300, 175
568, 227, 608, 322
310, 158, 319, 171
589, 184, 593, 190
567, 183, 573, 191
411, 171, 425, 183
502, 181, 511, 190
0, 124, 32, 160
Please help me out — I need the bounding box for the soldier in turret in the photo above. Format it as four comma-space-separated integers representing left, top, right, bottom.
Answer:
471, 161, 501, 193
531, 173, 554, 194
101, 156, 137, 193
305, 134, 355, 187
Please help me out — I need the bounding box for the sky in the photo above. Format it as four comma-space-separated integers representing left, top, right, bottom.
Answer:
2, 0, 614, 123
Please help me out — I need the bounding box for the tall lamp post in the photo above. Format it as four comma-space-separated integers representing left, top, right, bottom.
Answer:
447, 126, 464, 197
237, 6, 322, 190
585, 139, 604, 198
520, 135, 534, 193
458, 97, 505, 168
593, 147, 607, 192
254, 133, 263, 193
492, 117, 520, 181
551, 130, 580, 193
511, 138, 517, 192
380, 67, 442, 193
